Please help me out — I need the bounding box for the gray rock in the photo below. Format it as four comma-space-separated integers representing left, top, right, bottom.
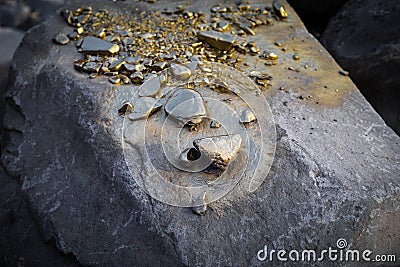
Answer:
108, 75, 120, 84
193, 134, 242, 171
138, 75, 161, 97
170, 63, 191, 80
239, 109, 256, 124
123, 63, 136, 72
26, 0, 65, 22
197, 30, 234, 50
273, 1, 288, 19
82, 62, 102, 73
133, 63, 145, 72
191, 204, 207, 216
240, 25, 255, 36
152, 61, 168, 71
130, 71, 144, 84
164, 88, 207, 125
128, 97, 161, 121
1, 0, 399, 266
80, 36, 120, 55
0, 27, 24, 136
210, 120, 221, 128
118, 101, 133, 116
186, 61, 197, 72
53, 33, 70, 45
0, 0, 63, 31
108, 58, 126, 71
191, 192, 208, 216
321, 0, 400, 135
0, 1, 33, 29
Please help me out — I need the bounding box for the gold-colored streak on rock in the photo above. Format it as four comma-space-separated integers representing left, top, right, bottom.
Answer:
231, 1, 356, 108
64, 0, 356, 108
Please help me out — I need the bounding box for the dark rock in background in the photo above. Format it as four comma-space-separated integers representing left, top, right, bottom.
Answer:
0, 27, 23, 87
287, 0, 348, 38
0, 27, 24, 152
25, 0, 65, 23
0, 0, 63, 30
322, 0, 400, 135
0, 0, 34, 30
1, 0, 399, 266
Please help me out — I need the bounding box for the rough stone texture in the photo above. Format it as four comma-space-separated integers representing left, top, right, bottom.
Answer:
321, 0, 400, 135
197, 30, 235, 50
193, 134, 242, 171
1, 0, 399, 266
164, 88, 206, 125
80, 36, 120, 55
0, 166, 80, 266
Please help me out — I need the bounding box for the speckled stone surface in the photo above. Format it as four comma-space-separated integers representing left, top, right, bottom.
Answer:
1, 0, 399, 266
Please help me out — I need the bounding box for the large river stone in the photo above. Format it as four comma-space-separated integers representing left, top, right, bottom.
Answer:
1, 0, 399, 266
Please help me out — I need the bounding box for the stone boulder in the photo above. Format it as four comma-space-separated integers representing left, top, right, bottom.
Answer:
0, 0, 64, 30
1, 0, 399, 266
0, 27, 24, 146
321, 0, 400, 135
287, 0, 348, 38
0, 27, 24, 81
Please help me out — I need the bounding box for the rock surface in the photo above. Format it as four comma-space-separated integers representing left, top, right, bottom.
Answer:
322, 0, 400, 135
128, 97, 161, 121
80, 36, 120, 55
193, 134, 242, 171
0, 166, 80, 266
164, 88, 206, 125
197, 30, 235, 50
1, 0, 399, 266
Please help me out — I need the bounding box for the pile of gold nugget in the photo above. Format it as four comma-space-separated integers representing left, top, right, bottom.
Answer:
54, 1, 288, 85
